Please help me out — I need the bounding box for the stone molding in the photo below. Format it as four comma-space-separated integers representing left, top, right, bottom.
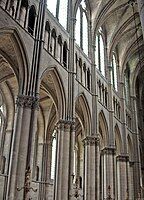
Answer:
101, 146, 116, 155
16, 95, 39, 110
116, 155, 129, 162
56, 119, 75, 131
83, 136, 100, 146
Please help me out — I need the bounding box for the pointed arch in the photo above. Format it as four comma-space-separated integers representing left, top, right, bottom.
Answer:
98, 110, 108, 148
131, 60, 144, 97
40, 67, 66, 119
74, 0, 89, 55
95, 28, 105, 76
63, 41, 68, 68
19, 0, 29, 26
44, 21, 51, 50
75, 93, 91, 137
111, 53, 118, 91
115, 124, 122, 155
50, 29, 57, 56
0, 28, 29, 94
127, 134, 133, 161
74, 0, 91, 17
28, 5, 36, 35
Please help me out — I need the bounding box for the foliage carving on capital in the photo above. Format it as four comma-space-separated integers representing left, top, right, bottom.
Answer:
56, 119, 75, 131
16, 95, 39, 110
83, 136, 100, 146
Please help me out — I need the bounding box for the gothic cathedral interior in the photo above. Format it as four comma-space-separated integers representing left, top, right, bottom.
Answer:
0, 0, 144, 199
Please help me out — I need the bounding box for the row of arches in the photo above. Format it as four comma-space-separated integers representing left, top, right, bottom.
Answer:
75, 53, 91, 90
44, 21, 68, 68
0, 0, 142, 196
0, 44, 133, 198
3, 0, 37, 36
97, 79, 108, 107
0, 0, 133, 105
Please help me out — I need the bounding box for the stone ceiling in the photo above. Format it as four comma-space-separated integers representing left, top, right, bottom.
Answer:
89, 0, 143, 91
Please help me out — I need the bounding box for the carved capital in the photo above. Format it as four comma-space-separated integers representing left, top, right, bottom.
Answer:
56, 119, 75, 131
16, 95, 39, 110
101, 146, 116, 155
83, 136, 100, 146
116, 155, 129, 162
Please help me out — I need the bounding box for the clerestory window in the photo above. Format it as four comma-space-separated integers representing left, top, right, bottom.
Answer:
111, 54, 118, 91
95, 28, 105, 76
47, 0, 68, 30
75, 0, 88, 55
124, 66, 130, 105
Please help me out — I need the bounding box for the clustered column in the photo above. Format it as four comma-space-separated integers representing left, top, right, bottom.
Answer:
6, 95, 39, 200
83, 136, 100, 200
131, 95, 142, 198
101, 147, 115, 199
54, 120, 75, 200
116, 155, 129, 200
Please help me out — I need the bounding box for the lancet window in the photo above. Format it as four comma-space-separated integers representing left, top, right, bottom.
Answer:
47, 0, 68, 29
75, 0, 88, 55
95, 28, 105, 76
111, 54, 118, 91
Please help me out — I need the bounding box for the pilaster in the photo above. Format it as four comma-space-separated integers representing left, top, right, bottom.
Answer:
130, 95, 142, 199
